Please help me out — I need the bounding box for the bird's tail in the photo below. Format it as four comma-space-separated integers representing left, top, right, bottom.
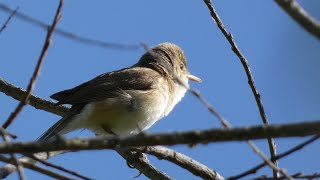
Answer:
38, 105, 85, 141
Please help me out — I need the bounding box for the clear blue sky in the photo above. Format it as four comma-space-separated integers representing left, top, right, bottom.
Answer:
1, 1, 320, 179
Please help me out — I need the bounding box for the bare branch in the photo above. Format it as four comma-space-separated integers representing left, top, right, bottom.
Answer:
0, 129, 25, 180
250, 172, 320, 180
0, 6, 18, 34
202, 0, 278, 178
246, 141, 292, 180
25, 154, 92, 180
132, 146, 224, 180
2, 0, 63, 129
0, 151, 66, 179
0, 77, 68, 116
0, 155, 73, 180
0, 3, 140, 50
275, 0, 320, 40
228, 135, 320, 180
0, 121, 317, 154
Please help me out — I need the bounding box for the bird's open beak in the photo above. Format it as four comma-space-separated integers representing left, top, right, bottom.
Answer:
188, 73, 202, 82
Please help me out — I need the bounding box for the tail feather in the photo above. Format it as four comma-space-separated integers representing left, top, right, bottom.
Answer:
38, 105, 85, 141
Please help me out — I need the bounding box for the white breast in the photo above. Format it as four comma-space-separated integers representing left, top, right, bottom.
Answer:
164, 78, 188, 116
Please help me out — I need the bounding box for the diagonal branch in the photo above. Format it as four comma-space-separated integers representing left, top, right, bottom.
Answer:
0, 155, 73, 180
0, 129, 25, 180
2, 0, 63, 129
275, 0, 320, 40
24, 154, 92, 180
0, 6, 19, 34
202, 0, 279, 178
0, 3, 140, 50
132, 146, 224, 180
227, 135, 320, 180
0, 151, 70, 179
0, 77, 68, 116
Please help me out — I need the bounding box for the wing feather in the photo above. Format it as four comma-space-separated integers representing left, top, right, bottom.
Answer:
51, 67, 160, 105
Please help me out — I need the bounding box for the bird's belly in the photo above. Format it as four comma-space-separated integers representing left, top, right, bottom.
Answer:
83, 91, 168, 137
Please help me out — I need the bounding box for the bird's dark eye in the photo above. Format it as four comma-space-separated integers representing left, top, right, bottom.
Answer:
180, 63, 184, 70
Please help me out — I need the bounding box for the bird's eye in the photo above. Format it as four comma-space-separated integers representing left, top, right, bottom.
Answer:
180, 63, 184, 70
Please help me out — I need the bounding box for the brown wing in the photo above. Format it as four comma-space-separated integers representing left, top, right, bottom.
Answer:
50, 67, 159, 105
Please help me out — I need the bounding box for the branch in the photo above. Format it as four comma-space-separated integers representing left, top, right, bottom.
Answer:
275, 0, 320, 40
2, 0, 63, 129
250, 172, 320, 180
132, 146, 224, 180
0, 151, 67, 179
0, 77, 68, 116
25, 154, 92, 180
0, 3, 140, 50
0, 129, 25, 180
0, 155, 73, 180
0, 120, 318, 154
227, 135, 320, 180
0, 6, 18, 34
202, 0, 278, 178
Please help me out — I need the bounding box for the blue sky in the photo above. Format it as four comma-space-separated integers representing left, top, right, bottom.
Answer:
1, 0, 320, 179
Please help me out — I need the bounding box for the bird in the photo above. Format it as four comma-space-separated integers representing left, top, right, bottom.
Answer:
39, 42, 201, 140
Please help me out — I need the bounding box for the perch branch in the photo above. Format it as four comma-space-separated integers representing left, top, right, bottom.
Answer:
0, 6, 18, 34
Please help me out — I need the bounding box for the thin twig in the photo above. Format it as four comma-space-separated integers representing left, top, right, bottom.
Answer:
228, 135, 320, 180
275, 0, 320, 40
0, 155, 73, 180
202, 0, 279, 178
0, 3, 140, 50
0, 129, 25, 180
246, 141, 292, 180
0, 151, 67, 179
0, 6, 18, 34
2, 0, 63, 129
250, 172, 320, 180
25, 154, 92, 180
132, 146, 224, 180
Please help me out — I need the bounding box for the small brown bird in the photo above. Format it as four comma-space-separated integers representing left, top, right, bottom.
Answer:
40, 42, 201, 140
